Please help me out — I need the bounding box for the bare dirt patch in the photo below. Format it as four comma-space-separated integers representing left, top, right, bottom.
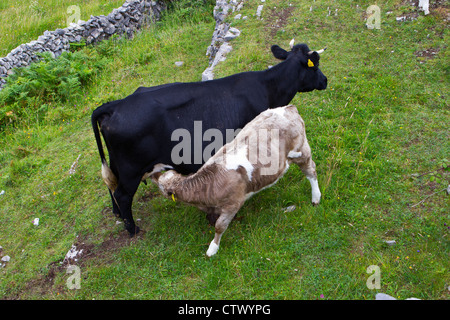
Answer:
3, 229, 139, 299
414, 47, 440, 60
265, 5, 295, 38
399, 0, 450, 18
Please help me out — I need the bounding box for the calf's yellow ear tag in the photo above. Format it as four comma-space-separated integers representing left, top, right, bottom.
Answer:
171, 193, 176, 202
307, 59, 314, 67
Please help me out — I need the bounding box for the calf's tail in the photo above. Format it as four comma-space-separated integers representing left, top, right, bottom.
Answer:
91, 108, 118, 192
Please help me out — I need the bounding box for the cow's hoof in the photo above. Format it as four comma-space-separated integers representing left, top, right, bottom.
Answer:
127, 226, 141, 237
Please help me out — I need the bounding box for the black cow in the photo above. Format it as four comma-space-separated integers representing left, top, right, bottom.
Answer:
91, 43, 327, 235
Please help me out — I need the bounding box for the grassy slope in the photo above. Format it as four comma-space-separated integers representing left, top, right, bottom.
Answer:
0, 0, 448, 299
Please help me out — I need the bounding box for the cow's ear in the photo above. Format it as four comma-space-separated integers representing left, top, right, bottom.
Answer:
308, 51, 320, 64
271, 45, 288, 60
305, 51, 320, 68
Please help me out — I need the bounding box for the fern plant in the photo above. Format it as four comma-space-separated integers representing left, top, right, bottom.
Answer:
0, 49, 106, 129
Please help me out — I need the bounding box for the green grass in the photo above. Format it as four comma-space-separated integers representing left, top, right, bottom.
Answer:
0, 0, 449, 300
0, 0, 126, 57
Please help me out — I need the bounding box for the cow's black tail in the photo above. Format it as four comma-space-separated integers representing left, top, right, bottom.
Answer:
91, 108, 118, 192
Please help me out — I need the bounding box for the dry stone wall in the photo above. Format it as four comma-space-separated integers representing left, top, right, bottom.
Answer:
0, 0, 165, 89
202, 0, 244, 81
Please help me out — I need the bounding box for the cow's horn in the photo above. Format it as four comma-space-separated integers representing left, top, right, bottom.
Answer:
289, 38, 295, 49
316, 47, 327, 54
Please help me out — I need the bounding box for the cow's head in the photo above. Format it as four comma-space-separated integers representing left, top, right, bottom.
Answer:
271, 40, 327, 92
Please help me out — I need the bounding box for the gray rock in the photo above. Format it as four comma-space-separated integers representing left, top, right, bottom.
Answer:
376, 293, 396, 300
376, 293, 421, 300
105, 25, 116, 35
90, 28, 102, 39
202, 67, 214, 81
283, 205, 296, 213
224, 27, 240, 41
98, 16, 109, 27
256, 4, 264, 18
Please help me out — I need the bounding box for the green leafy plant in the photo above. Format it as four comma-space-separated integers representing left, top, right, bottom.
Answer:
429, 159, 450, 184
0, 50, 106, 129
162, 0, 215, 23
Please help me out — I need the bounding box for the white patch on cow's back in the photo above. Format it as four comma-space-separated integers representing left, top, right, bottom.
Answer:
224, 146, 254, 181
161, 170, 174, 181
266, 106, 287, 118
288, 151, 302, 158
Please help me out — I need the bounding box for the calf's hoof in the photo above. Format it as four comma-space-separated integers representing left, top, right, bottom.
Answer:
206, 241, 219, 257
312, 194, 321, 206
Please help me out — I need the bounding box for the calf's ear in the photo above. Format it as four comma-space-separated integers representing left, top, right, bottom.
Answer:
150, 171, 163, 183
271, 45, 288, 60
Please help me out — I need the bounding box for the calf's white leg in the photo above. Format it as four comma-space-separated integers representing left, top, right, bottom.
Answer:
206, 209, 238, 257
291, 140, 321, 205
206, 241, 220, 257
307, 176, 321, 205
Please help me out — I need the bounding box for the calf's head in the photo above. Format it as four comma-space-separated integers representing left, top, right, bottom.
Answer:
271, 41, 328, 92
149, 167, 179, 198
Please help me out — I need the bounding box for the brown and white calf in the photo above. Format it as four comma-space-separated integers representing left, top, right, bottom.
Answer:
151, 105, 321, 256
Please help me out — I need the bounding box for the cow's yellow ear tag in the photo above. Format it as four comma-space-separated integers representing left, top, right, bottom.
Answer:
307, 59, 314, 67
171, 193, 176, 202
